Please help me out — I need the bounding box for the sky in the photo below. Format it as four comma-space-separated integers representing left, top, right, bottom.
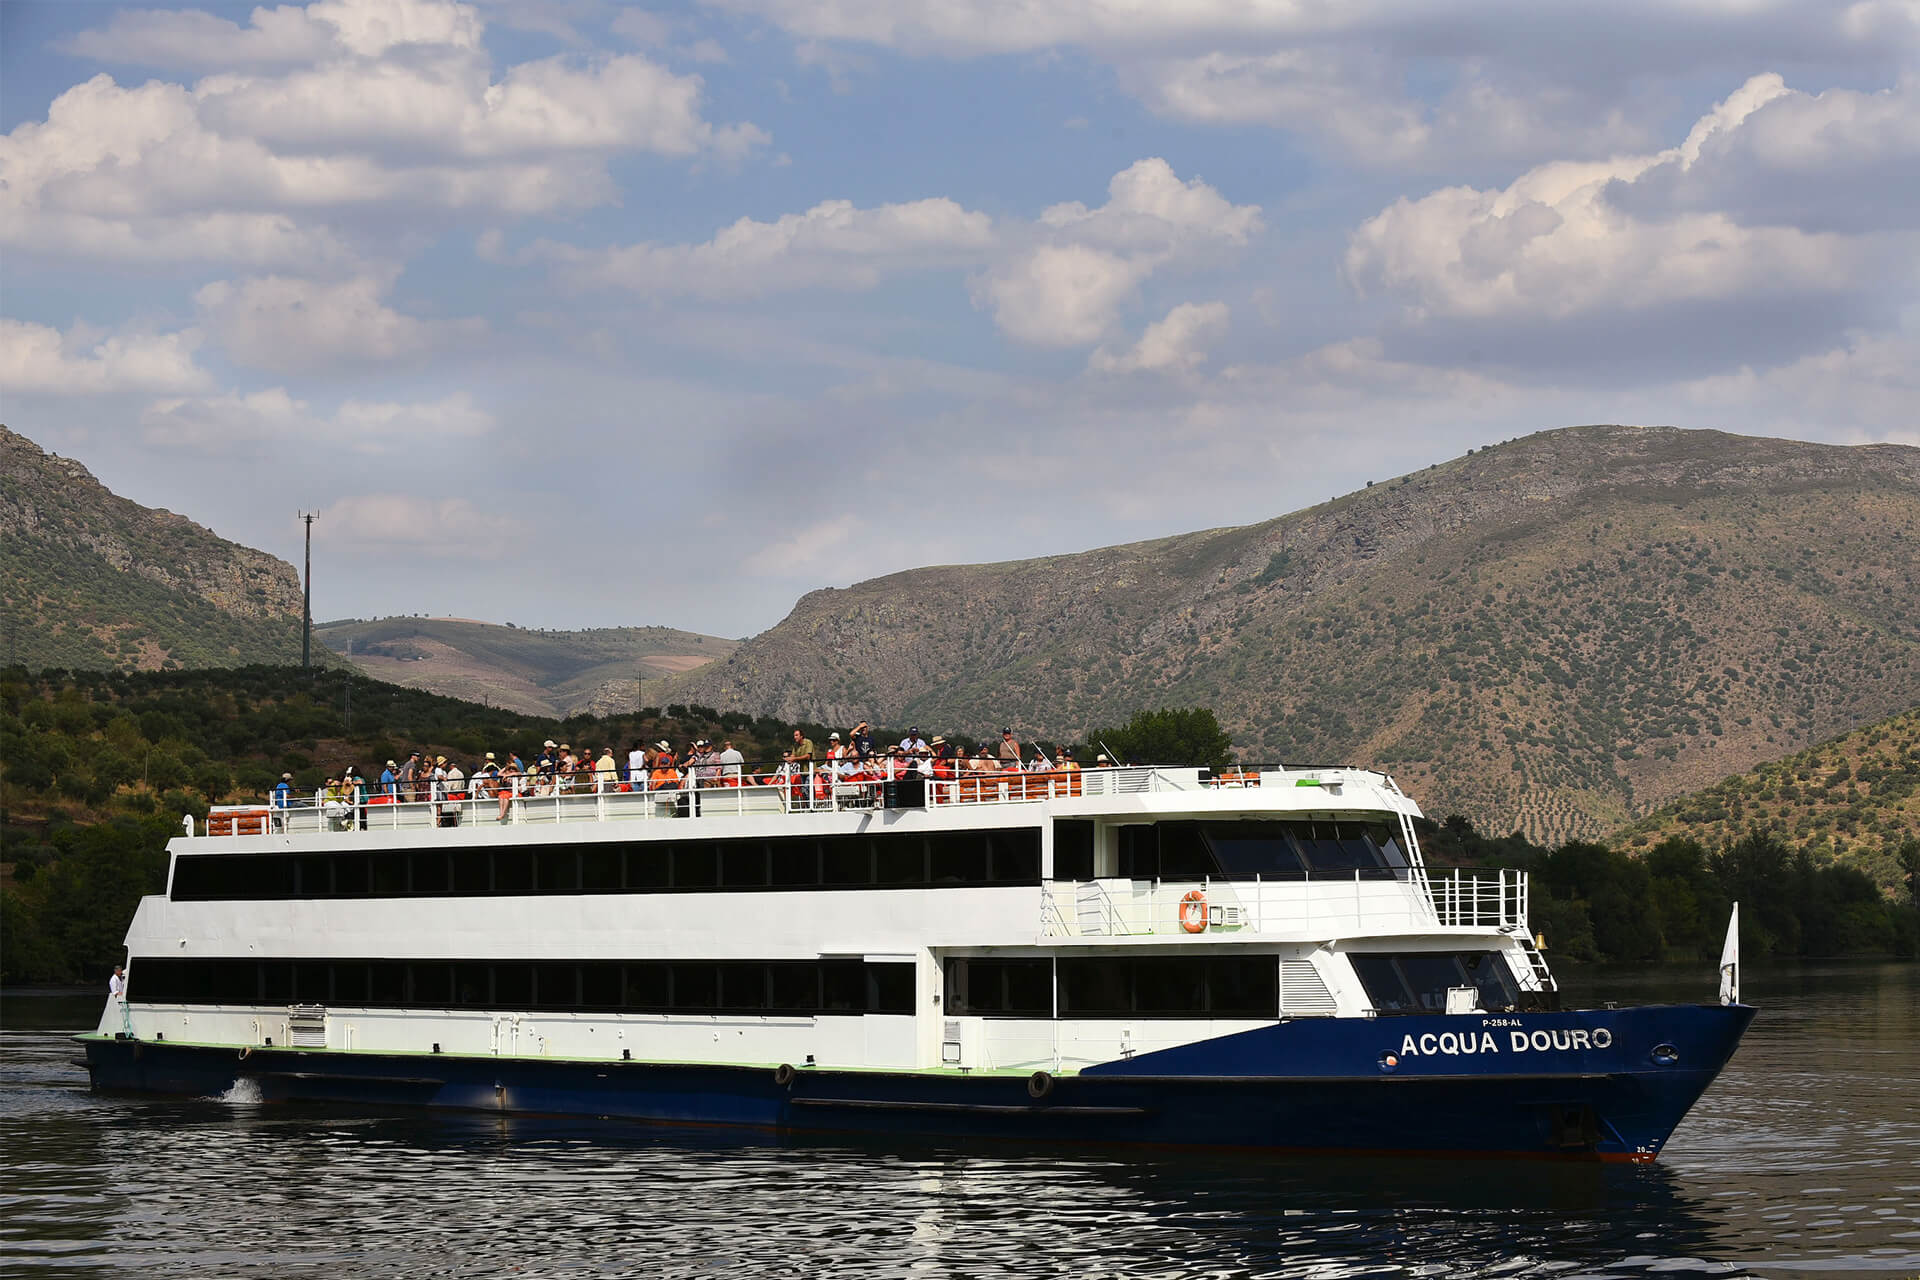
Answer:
3, 0, 1916, 638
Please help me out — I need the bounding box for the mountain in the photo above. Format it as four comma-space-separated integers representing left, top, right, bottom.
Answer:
671, 425, 1920, 843
0, 425, 306, 671
1613, 708, 1920, 897
316, 617, 738, 718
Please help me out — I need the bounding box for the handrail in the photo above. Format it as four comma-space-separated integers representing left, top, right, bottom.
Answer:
205, 759, 1424, 841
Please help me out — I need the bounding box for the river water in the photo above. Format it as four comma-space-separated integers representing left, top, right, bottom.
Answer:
2, 961, 1914, 1279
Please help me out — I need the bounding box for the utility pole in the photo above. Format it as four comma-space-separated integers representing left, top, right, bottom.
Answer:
299, 511, 316, 670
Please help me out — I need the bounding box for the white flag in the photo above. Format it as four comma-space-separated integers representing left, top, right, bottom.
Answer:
1718, 902, 1740, 1006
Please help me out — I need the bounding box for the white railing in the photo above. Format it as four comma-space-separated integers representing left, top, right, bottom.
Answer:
1427, 867, 1529, 930
1037, 869, 1523, 939
202, 762, 1421, 841
206, 764, 1196, 838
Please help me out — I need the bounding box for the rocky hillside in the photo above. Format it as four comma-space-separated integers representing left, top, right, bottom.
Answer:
317, 617, 737, 718
1, 425, 306, 670
1613, 708, 1919, 897
672, 426, 1920, 843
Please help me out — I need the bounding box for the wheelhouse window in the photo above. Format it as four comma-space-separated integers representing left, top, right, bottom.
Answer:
1350, 951, 1520, 1014
1102, 821, 1410, 881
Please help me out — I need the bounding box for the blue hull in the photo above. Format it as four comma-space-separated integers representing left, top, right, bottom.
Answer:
79, 1004, 1753, 1161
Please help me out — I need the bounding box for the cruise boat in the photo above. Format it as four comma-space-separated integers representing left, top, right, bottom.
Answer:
78, 761, 1753, 1161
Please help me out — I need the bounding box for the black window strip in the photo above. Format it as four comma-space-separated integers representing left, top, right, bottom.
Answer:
168, 830, 1042, 902
125, 957, 917, 1016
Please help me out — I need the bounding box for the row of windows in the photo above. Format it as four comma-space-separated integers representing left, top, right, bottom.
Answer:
170, 830, 1041, 901
1077, 820, 1409, 882
942, 955, 1281, 1019
1349, 952, 1520, 1014
127, 958, 916, 1016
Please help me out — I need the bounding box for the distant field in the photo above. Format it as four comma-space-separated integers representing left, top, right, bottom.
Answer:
316, 617, 739, 717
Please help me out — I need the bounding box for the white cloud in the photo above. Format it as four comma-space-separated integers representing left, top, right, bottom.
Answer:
1039, 158, 1262, 251
979, 159, 1261, 346
1090, 301, 1229, 373
717, 0, 1920, 167
975, 245, 1150, 347
64, 0, 485, 68
139, 387, 495, 454
0, 318, 212, 396
314, 493, 513, 551
4, 1, 766, 268
194, 274, 484, 372
1342, 74, 1908, 326
534, 196, 995, 297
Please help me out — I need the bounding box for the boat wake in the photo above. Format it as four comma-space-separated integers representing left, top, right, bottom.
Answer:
211, 1078, 263, 1105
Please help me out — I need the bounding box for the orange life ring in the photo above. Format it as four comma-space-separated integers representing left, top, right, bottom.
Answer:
1179, 889, 1209, 934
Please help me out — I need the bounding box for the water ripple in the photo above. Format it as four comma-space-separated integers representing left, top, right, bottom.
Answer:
4, 963, 1915, 1279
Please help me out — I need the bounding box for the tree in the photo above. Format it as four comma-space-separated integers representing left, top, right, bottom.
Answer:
1089, 707, 1234, 771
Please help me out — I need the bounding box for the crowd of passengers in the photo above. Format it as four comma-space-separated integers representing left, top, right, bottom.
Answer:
270, 724, 1122, 822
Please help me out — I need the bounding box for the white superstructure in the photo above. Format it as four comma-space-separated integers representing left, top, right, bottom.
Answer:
106, 763, 1555, 1078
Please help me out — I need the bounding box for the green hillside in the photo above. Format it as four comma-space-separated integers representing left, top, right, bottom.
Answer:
1, 426, 308, 671
316, 617, 737, 718
1614, 708, 1920, 897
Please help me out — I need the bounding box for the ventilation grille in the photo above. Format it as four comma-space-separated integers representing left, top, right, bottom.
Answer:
288, 1004, 328, 1048
1280, 960, 1337, 1016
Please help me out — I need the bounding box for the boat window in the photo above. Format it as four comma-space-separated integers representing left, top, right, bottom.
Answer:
450, 849, 489, 894
717, 963, 769, 1011
260, 961, 293, 1003
673, 844, 718, 889
1053, 820, 1095, 880
332, 963, 368, 1005
580, 963, 622, 1009
535, 963, 579, 1009
943, 959, 1052, 1017
670, 964, 717, 1009
719, 841, 768, 888
770, 839, 820, 887
410, 852, 449, 895
1206, 957, 1281, 1018
1203, 823, 1307, 878
537, 849, 581, 893
295, 856, 333, 896
821, 961, 866, 1011
454, 963, 490, 1007
930, 834, 988, 884
370, 855, 406, 897
294, 962, 329, 1003
1054, 955, 1278, 1019
626, 844, 671, 890
989, 830, 1041, 883
334, 854, 370, 896
867, 963, 915, 1014
409, 963, 451, 1007
821, 839, 871, 885
368, 961, 407, 1006
493, 849, 533, 894
492, 963, 533, 1009
770, 964, 819, 1012
1350, 951, 1519, 1014
625, 963, 669, 1009
580, 847, 622, 891
874, 837, 924, 886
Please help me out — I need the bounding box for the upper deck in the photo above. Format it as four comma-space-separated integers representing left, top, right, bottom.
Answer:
197, 763, 1424, 846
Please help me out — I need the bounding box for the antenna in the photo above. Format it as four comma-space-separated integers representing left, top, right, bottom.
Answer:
299, 511, 316, 670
